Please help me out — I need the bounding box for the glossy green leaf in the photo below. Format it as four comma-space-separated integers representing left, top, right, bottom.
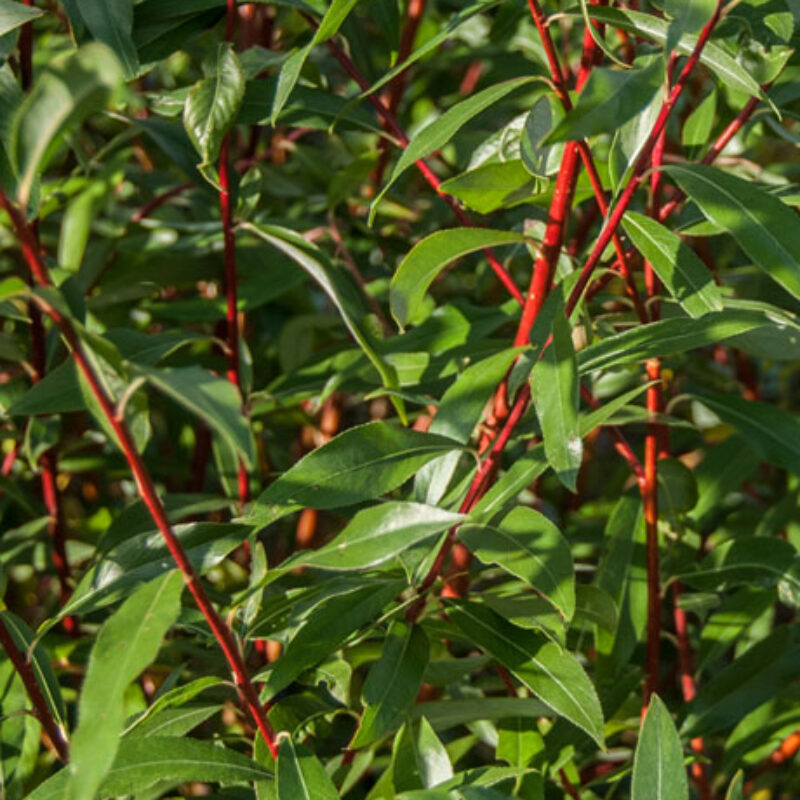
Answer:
623, 211, 722, 317
247, 422, 462, 530
262, 578, 403, 695
439, 160, 539, 214
577, 310, 767, 373
135, 365, 254, 468
459, 507, 575, 620
666, 164, 800, 301
292, 501, 463, 572
393, 717, 453, 792
60, 522, 248, 619
124, 704, 221, 738
445, 600, 604, 745
183, 43, 245, 168
530, 294, 582, 490
682, 86, 717, 149
352, 621, 430, 747
0, 0, 43, 37
67, 571, 184, 800
371, 77, 540, 221
277, 738, 338, 800
28, 737, 272, 800
390, 229, 527, 329
585, 6, 766, 100
544, 61, 662, 144
10, 43, 124, 206
696, 393, 800, 475
242, 221, 405, 420
74, 0, 139, 77
664, 0, 716, 54
631, 694, 688, 800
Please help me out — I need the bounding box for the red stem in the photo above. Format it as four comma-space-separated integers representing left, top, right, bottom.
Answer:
0, 616, 69, 761
566, 1, 725, 316
317, 29, 523, 306
0, 191, 279, 758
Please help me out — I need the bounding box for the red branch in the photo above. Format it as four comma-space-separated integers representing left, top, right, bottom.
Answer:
0, 616, 69, 762
0, 191, 279, 759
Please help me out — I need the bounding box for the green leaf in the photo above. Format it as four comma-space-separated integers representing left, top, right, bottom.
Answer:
459, 507, 575, 621
183, 43, 245, 168
74, 0, 139, 77
292, 501, 463, 572
415, 347, 521, 505
261, 578, 403, 695
67, 571, 184, 800
371, 77, 540, 222
520, 96, 562, 178
270, 0, 361, 124
134, 365, 254, 468
683, 626, 800, 737
577, 310, 768, 373
631, 694, 688, 800
60, 522, 248, 619
247, 422, 462, 530
27, 737, 272, 800
664, 0, 716, 54
585, 6, 766, 101
0, 0, 43, 37
124, 704, 221, 738
352, 622, 430, 748
725, 771, 745, 800
681, 85, 716, 149
0, 612, 67, 732
439, 160, 539, 214
544, 61, 662, 144
10, 43, 124, 207
390, 229, 527, 330
695, 393, 800, 475
530, 293, 581, 490
242, 221, 405, 421
277, 738, 338, 800
445, 600, 604, 745
393, 718, 453, 792
622, 212, 722, 318
665, 164, 800, 301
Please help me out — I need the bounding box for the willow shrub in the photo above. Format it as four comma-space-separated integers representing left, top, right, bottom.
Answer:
0, 0, 799, 798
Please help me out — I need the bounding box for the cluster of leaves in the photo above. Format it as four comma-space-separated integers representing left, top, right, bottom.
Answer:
0, 0, 799, 798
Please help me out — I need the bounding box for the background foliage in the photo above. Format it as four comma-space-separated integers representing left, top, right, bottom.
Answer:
0, 0, 799, 798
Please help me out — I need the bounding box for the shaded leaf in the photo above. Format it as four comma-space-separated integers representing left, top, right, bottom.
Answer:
74, 0, 138, 77
277, 738, 338, 800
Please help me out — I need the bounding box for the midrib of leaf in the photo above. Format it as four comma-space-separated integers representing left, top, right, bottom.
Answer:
672, 166, 799, 284
460, 523, 569, 616
455, 606, 598, 739
108, 758, 268, 779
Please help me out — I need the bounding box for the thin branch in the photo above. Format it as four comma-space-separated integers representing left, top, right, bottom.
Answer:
0, 616, 69, 762
0, 190, 279, 759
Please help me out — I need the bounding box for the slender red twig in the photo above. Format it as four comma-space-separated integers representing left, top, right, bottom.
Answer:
316, 28, 524, 306
0, 616, 68, 762
0, 190, 279, 759
566, 1, 725, 314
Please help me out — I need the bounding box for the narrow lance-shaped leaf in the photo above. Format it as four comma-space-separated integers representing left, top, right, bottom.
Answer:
371, 76, 541, 222
392, 717, 453, 792
134, 365, 255, 468
352, 622, 430, 748
623, 211, 722, 318
390, 229, 528, 329
183, 43, 245, 169
695, 392, 800, 476
544, 60, 662, 145
459, 506, 575, 621
665, 164, 800, 301
10, 43, 124, 207
530, 292, 582, 490
241, 221, 406, 421
277, 738, 338, 800
664, 0, 716, 54
0, 0, 44, 37
291, 501, 464, 572
73, 0, 139, 77
631, 694, 689, 800
27, 737, 272, 800
67, 571, 185, 800
445, 600, 605, 746
246, 422, 463, 530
